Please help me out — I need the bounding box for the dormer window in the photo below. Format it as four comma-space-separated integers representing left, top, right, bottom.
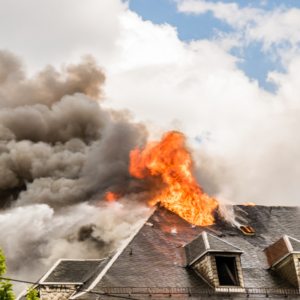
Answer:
264, 235, 300, 288
215, 256, 239, 286
183, 232, 245, 289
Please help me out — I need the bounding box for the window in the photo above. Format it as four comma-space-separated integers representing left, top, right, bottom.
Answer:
215, 256, 239, 286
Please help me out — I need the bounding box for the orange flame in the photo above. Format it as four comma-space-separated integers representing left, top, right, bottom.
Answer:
129, 131, 219, 226
243, 202, 255, 207
105, 191, 121, 201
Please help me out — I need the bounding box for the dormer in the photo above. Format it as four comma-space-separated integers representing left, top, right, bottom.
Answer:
183, 232, 245, 289
264, 235, 300, 288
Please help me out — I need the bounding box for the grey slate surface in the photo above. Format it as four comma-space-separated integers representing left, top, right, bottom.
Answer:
44, 205, 300, 299
184, 233, 206, 265
44, 260, 106, 283
78, 257, 111, 292
90, 205, 298, 291
207, 233, 241, 252
93, 207, 209, 289
184, 231, 242, 265
289, 237, 300, 252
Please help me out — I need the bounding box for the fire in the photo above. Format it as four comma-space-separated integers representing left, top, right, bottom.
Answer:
105, 191, 121, 201
129, 131, 219, 226
243, 202, 255, 207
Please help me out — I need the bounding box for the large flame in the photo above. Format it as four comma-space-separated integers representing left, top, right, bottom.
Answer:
129, 131, 219, 226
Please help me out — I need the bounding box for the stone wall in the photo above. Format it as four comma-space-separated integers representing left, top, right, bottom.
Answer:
192, 253, 245, 288
192, 253, 215, 287
292, 253, 300, 287
274, 253, 300, 288
40, 285, 75, 300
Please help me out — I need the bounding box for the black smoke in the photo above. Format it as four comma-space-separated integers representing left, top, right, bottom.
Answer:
0, 50, 156, 291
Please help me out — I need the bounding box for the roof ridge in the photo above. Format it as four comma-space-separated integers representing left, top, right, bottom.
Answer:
286, 235, 300, 244
206, 232, 243, 251
39, 259, 62, 284
80, 260, 107, 283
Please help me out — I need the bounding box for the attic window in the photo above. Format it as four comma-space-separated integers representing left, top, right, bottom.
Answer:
215, 256, 239, 286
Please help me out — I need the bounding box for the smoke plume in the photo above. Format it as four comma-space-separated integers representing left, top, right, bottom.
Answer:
0, 49, 239, 295
0, 50, 155, 293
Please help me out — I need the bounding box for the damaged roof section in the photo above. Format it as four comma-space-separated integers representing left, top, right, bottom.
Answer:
25, 205, 300, 299
183, 232, 242, 266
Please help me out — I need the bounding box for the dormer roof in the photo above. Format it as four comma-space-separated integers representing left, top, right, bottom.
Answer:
183, 231, 243, 266
264, 235, 300, 268
288, 236, 300, 252
39, 259, 108, 284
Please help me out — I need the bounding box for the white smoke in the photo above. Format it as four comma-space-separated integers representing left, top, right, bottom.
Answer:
1, 201, 151, 294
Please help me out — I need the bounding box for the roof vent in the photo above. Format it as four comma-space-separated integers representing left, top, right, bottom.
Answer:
240, 226, 255, 235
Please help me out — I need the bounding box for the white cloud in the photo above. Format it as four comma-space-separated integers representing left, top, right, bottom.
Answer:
0, 0, 300, 206
0, 0, 127, 72
113, 10, 188, 70
176, 0, 300, 52
101, 1, 300, 206
176, 0, 262, 28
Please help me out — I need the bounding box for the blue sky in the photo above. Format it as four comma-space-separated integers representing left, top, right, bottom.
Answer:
126, 0, 299, 92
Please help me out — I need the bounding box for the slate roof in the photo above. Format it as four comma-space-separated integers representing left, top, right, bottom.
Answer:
41, 259, 108, 283
288, 236, 300, 252
71, 206, 300, 294
31, 205, 300, 299
206, 233, 242, 252
184, 232, 206, 265
93, 208, 207, 289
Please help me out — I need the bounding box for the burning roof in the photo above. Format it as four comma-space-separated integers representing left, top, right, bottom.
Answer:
19, 205, 300, 299
129, 131, 219, 226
